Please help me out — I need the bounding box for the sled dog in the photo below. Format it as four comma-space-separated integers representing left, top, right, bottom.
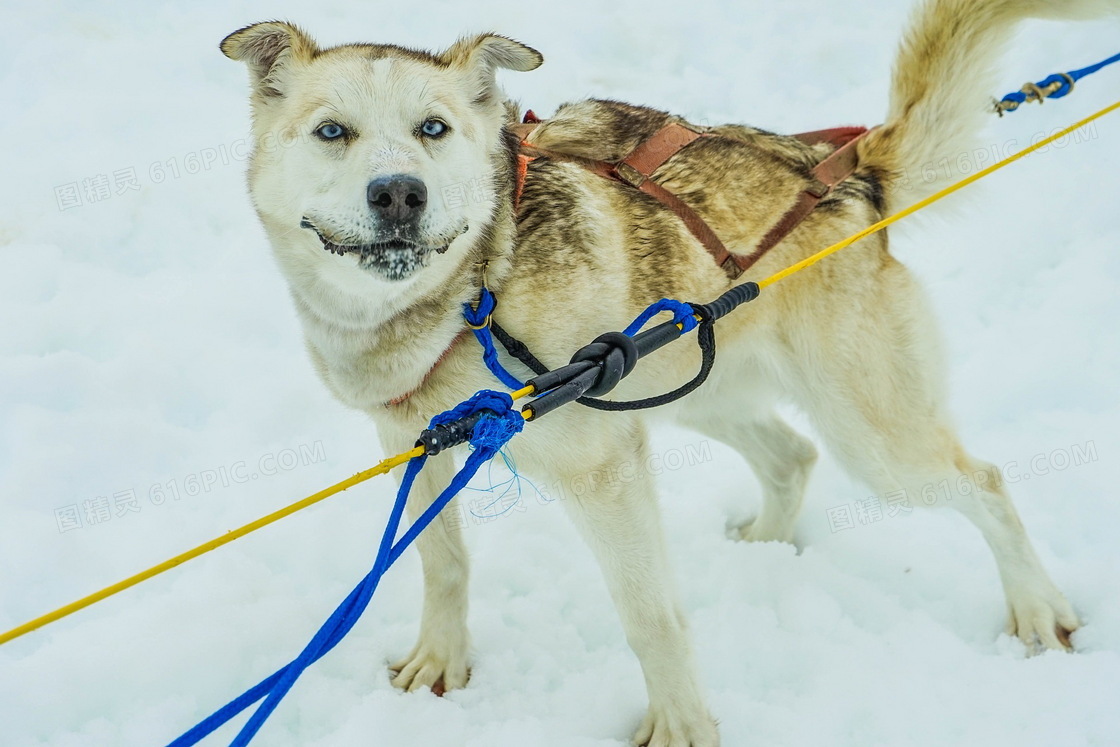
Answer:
222, 1, 1116, 743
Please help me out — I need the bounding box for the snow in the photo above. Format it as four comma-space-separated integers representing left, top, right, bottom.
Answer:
2, 2, 1119, 745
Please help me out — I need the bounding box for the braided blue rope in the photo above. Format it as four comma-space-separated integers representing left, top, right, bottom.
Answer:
463, 289, 525, 390
999, 50, 1120, 112
168, 390, 524, 747
467, 290, 696, 389
622, 299, 697, 336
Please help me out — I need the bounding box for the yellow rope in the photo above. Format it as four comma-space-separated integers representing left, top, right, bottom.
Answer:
757, 99, 1120, 289
0, 386, 540, 647
0, 446, 424, 646
4, 101, 1116, 648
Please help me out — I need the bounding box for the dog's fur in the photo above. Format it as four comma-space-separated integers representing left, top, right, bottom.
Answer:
222, 2, 1118, 743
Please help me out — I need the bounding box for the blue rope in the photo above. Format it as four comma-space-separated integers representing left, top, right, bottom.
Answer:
168, 390, 524, 747
999, 50, 1120, 112
463, 288, 526, 390
466, 290, 696, 390
622, 299, 697, 336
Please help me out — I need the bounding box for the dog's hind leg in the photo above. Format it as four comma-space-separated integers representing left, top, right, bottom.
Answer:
552, 419, 719, 747
379, 427, 472, 695
825, 426, 1079, 652
784, 260, 1079, 651
948, 453, 1081, 650
679, 405, 817, 544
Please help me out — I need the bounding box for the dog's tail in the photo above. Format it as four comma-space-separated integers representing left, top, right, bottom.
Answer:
859, 0, 1120, 211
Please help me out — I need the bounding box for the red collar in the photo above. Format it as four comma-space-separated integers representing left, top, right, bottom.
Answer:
386, 330, 467, 407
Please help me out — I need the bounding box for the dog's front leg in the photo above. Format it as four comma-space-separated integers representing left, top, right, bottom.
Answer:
380, 426, 471, 695
558, 426, 718, 747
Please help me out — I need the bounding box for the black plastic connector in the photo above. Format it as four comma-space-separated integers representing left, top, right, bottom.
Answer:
630, 320, 684, 358
568, 332, 639, 397
509, 280, 762, 420
526, 360, 596, 395
700, 281, 759, 322
416, 412, 485, 456
524, 367, 600, 420
524, 332, 640, 402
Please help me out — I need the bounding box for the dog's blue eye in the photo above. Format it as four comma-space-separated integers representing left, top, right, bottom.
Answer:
421, 119, 448, 138
316, 123, 346, 140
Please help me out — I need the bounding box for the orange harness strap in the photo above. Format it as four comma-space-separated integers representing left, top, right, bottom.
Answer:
514, 152, 535, 209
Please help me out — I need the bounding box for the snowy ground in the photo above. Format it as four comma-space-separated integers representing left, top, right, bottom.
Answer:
2, 1, 1120, 745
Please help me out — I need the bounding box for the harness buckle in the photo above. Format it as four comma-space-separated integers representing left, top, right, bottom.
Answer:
613, 161, 646, 187
805, 178, 831, 198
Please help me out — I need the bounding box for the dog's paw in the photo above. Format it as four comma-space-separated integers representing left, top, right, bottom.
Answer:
389, 638, 470, 695
1005, 586, 1081, 653
726, 516, 793, 545
633, 704, 719, 747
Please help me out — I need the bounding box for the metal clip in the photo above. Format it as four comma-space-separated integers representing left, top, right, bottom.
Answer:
467, 264, 493, 330
466, 313, 492, 330
1055, 72, 1076, 96
1021, 81, 1048, 104
993, 96, 1018, 117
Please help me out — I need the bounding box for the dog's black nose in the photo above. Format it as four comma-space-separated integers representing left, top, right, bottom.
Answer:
367, 175, 427, 222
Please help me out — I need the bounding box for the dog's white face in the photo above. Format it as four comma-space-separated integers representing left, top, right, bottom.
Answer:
223, 23, 541, 288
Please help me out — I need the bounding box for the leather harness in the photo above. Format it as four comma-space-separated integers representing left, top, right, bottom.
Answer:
386, 115, 869, 406
511, 111, 869, 279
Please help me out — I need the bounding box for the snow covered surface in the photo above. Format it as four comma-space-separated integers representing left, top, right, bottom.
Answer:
2, 2, 1119, 745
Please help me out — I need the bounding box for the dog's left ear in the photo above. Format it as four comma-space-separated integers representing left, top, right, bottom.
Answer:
440, 33, 543, 101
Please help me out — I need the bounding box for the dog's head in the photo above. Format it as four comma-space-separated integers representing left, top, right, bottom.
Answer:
222, 22, 541, 284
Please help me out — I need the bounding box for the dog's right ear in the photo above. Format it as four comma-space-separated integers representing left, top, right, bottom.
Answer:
220, 21, 318, 97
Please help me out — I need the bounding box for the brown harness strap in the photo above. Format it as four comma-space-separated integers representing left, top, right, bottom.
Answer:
512, 117, 869, 278
792, 126, 869, 147
607, 123, 733, 269
615, 122, 706, 177
738, 126, 867, 272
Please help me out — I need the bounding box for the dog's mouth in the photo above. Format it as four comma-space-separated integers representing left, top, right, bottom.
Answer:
300, 218, 467, 281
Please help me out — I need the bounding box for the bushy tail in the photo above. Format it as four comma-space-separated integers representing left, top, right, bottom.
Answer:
859, 0, 1120, 210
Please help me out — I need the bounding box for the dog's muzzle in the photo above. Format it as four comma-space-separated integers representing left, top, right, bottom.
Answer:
299, 218, 467, 281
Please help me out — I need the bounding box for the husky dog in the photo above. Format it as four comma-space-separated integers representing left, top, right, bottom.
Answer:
222, 1, 1116, 743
